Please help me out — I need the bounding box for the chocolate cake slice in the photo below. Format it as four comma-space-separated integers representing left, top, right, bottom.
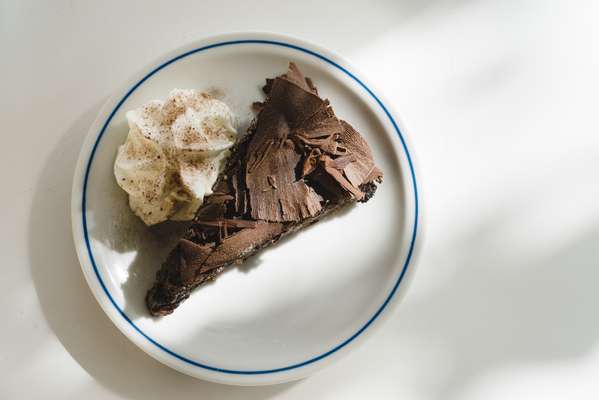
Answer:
146, 63, 383, 316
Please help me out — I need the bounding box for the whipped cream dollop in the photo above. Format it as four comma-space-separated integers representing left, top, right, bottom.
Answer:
114, 89, 237, 225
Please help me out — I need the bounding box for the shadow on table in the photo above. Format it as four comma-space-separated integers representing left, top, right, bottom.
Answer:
28, 103, 297, 399
391, 195, 599, 399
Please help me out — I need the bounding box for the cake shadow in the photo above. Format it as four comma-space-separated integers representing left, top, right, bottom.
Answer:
28, 102, 297, 400
118, 197, 358, 321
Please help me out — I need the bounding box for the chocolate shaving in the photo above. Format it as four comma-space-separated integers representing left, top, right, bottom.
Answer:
305, 77, 318, 95
195, 218, 260, 229
322, 160, 364, 200
247, 139, 323, 222
301, 148, 321, 177
338, 120, 383, 188
283, 62, 312, 91
206, 193, 234, 203
201, 222, 283, 270
327, 154, 357, 169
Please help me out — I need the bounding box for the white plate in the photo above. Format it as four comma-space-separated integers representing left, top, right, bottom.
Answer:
71, 32, 420, 385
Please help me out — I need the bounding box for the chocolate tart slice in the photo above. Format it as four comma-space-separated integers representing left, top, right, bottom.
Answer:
146, 63, 383, 316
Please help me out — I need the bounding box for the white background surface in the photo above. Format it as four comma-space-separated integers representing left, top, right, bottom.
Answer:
2, 0, 599, 398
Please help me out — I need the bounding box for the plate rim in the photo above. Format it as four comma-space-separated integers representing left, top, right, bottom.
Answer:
71, 31, 420, 385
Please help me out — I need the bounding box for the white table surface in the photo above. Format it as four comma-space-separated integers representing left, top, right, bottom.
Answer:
3, 0, 599, 398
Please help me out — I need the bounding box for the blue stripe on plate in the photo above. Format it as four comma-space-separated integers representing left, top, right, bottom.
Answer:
82, 39, 419, 375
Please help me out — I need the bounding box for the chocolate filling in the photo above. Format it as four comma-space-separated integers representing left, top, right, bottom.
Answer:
146, 63, 383, 316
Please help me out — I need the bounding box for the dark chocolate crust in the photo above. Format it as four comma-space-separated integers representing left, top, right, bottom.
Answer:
146, 63, 383, 316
